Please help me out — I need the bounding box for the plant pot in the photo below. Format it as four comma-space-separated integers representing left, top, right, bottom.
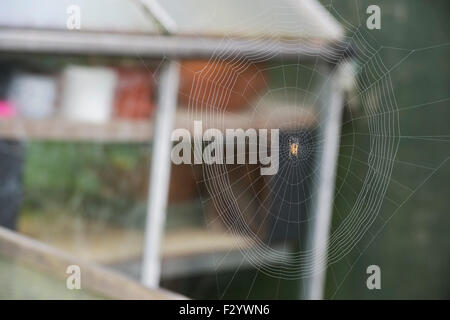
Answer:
114, 67, 155, 120
178, 60, 267, 112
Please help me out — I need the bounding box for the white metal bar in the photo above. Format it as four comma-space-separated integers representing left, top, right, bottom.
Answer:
0, 29, 347, 62
138, 0, 178, 34
302, 65, 345, 300
141, 61, 180, 288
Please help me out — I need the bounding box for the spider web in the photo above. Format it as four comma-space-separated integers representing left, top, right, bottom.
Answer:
174, 1, 448, 299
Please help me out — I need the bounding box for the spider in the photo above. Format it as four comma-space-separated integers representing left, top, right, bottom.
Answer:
290, 142, 299, 156
288, 137, 300, 158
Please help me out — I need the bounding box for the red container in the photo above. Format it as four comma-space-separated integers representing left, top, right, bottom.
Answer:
114, 68, 155, 119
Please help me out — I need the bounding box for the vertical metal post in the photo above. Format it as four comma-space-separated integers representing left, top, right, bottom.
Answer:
302, 64, 345, 299
142, 60, 180, 288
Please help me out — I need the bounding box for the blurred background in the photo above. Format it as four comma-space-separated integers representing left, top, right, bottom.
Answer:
0, 0, 448, 299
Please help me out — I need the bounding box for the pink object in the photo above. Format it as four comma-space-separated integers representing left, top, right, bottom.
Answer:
0, 101, 17, 118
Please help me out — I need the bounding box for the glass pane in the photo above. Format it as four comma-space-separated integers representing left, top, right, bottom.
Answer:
155, 0, 343, 40
0, 0, 161, 33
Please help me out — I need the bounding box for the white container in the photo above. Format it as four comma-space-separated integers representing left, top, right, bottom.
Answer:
59, 65, 117, 123
7, 72, 57, 119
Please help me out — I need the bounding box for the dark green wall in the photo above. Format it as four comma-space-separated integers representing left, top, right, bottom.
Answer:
322, 0, 449, 299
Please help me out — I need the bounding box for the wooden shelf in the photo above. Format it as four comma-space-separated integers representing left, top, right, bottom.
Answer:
18, 213, 291, 278
0, 28, 344, 62
0, 107, 316, 142
18, 213, 254, 264
0, 226, 186, 299
0, 117, 153, 143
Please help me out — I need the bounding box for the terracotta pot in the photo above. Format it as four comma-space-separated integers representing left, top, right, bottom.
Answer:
168, 164, 199, 203
178, 60, 267, 112
114, 68, 155, 119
